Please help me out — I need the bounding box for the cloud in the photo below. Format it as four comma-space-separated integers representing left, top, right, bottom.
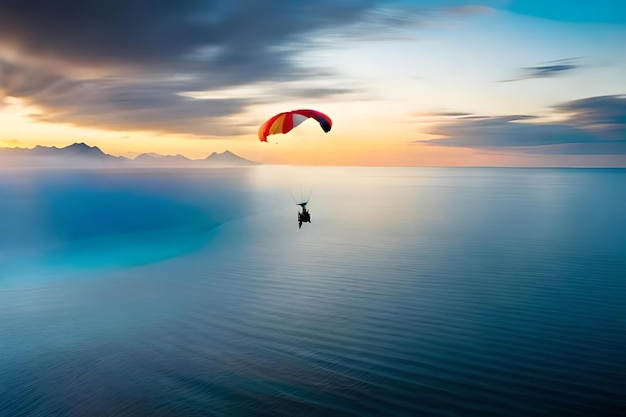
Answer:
0, 58, 65, 99
418, 95, 626, 155
0, 1, 355, 68
0, 59, 248, 136
554, 95, 626, 139
446, 5, 494, 15
412, 111, 474, 117
500, 58, 582, 82
0, 1, 433, 77
31, 78, 253, 136
0, 0, 420, 136
427, 116, 600, 147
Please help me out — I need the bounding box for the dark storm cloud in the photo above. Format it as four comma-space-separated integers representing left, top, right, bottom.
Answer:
0, 1, 373, 67
419, 95, 626, 155
0, 0, 208, 67
0, 0, 413, 135
500, 58, 581, 82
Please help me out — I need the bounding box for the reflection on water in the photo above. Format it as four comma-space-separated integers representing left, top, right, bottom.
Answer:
1, 167, 625, 416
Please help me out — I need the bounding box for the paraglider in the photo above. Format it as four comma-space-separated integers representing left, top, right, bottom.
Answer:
258, 108, 331, 228
258, 109, 332, 142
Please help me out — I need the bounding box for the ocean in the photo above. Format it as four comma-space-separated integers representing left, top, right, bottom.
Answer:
1, 166, 624, 416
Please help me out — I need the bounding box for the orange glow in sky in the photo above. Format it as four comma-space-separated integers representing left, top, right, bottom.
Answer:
1, 3, 624, 166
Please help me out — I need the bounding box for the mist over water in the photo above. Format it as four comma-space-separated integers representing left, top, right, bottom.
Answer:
1, 167, 624, 416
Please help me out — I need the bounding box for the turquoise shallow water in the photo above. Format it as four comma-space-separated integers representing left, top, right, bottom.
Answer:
1, 167, 625, 416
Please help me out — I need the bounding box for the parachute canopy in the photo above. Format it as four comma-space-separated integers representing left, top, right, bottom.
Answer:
258, 109, 332, 142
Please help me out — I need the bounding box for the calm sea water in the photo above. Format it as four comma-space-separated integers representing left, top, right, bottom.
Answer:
1, 167, 624, 417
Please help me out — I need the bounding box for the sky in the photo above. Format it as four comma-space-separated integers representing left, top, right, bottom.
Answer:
0, 0, 625, 166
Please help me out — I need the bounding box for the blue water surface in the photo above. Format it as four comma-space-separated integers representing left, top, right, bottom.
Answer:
0, 167, 624, 416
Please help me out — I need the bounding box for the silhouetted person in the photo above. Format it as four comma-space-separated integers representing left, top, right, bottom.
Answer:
298, 204, 311, 229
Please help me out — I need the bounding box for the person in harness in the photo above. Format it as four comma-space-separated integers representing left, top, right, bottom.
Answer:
297, 202, 311, 229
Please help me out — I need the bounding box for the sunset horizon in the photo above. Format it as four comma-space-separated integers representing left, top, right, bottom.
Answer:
1, 1, 624, 167
3, 139, 626, 168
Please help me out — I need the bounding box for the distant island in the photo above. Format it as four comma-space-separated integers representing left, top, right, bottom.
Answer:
0, 142, 258, 168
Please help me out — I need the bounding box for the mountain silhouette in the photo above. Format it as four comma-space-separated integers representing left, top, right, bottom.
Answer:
205, 150, 257, 166
134, 153, 191, 166
0, 143, 257, 168
55, 142, 108, 157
